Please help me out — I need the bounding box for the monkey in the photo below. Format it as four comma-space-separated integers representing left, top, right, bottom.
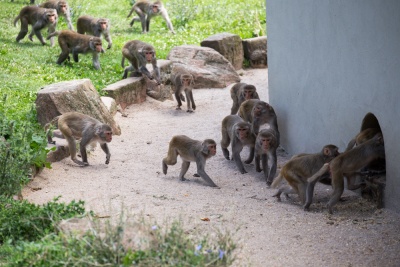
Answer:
230, 83, 260, 115
221, 115, 256, 174
77, 15, 112, 49
271, 144, 340, 205
40, 0, 73, 30
127, 0, 175, 34
254, 128, 279, 186
171, 70, 196, 113
45, 112, 112, 166
345, 128, 381, 151
14, 6, 58, 46
238, 99, 280, 164
324, 133, 385, 214
121, 40, 161, 84
162, 135, 219, 188
47, 30, 104, 70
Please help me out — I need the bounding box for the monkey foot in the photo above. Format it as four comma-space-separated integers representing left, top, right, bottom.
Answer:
193, 173, 200, 177
187, 110, 194, 113
176, 107, 182, 110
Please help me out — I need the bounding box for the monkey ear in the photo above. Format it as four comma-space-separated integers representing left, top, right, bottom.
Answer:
201, 143, 209, 154
323, 148, 330, 156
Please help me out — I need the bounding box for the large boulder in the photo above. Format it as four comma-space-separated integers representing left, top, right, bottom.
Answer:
103, 77, 147, 109
36, 79, 121, 135
200, 32, 244, 70
242, 36, 267, 68
167, 45, 240, 89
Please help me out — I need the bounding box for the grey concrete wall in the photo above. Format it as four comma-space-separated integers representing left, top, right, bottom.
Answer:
266, 0, 400, 212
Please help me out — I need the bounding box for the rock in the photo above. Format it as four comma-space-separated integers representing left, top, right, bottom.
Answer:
36, 79, 121, 135
146, 59, 173, 101
167, 45, 240, 88
46, 145, 70, 162
101, 96, 118, 116
201, 32, 244, 70
242, 36, 267, 68
102, 77, 147, 109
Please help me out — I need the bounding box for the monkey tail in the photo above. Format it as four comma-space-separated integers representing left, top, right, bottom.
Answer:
121, 56, 125, 68
13, 15, 20, 26
127, 7, 134, 18
270, 173, 284, 188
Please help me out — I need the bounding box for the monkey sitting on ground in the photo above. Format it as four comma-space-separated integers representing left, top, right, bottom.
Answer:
77, 15, 112, 49
14, 6, 58, 46
171, 70, 196, 113
230, 83, 260, 115
40, 0, 73, 30
323, 133, 385, 214
121, 40, 161, 84
45, 112, 112, 166
47, 30, 104, 70
254, 128, 279, 186
127, 0, 175, 34
271, 144, 340, 205
221, 115, 256, 174
162, 135, 219, 188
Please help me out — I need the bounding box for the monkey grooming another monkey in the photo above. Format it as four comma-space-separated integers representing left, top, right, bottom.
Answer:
162, 135, 219, 188
77, 15, 112, 49
221, 115, 256, 174
254, 128, 279, 186
14, 6, 58, 46
127, 0, 175, 34
46, 112, 113, 166
230, 83, 260, 115
47, 30, 104, 70
40, 0, 73, 30
271, 144, 339, 205
171, 70, 196, 113
121, 40, 161, 84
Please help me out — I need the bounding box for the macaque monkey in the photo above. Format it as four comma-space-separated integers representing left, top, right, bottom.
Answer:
47, 30, 104, 70
271, 144, 340, 205
254, 128, 279, 186
324, 133, 385, 214
40, 0, 73, 30
45, 112, 113, 166
77, 16, 112, 49
162, 135, 218, 188
14, 6, 58, 46
127, 0, 175, 34
345, 128, 381, 151
221, 115, 256, 174
230, 83, 260, 115
172, 71, 196, 113
121, 40, 161, 84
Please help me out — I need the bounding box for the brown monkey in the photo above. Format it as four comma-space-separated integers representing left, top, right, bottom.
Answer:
271, 144, 339, 205
254, 128, 279, 186
40, 0, 73, 30
14, 6, 58, 46
221, 115, 256, 174
46, 112, 112, 166
121, 40, 160, 84
127, 0, 175, 34
162, 135, 218, 188
77, 16, 112, 49
172, 71, 195, 113
47, 30, 104, 70
325, 133, 385, 214
230, 83, 260, 115
345, 128, 381, 151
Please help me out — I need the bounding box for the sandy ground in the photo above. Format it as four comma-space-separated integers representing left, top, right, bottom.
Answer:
23, 68, 400, 266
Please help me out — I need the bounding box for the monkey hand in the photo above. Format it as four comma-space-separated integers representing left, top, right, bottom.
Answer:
101, 48, 106, 53
107, 44, 112, 50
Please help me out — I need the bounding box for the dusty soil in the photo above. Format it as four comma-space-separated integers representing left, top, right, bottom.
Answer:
23, 69, 400, 266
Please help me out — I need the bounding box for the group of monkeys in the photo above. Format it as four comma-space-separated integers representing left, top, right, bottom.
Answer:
13, 0, 174, 76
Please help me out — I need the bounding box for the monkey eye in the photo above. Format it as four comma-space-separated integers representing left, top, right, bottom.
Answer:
145, 52, 153, 55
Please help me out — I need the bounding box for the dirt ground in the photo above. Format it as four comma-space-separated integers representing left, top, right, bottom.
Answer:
23, 68, 400, 266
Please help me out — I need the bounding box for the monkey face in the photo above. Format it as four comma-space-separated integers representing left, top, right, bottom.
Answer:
260, 137, 271, 151
145, 51, 154, 62
208, 144, 217, 156
243, 89, 254, 100
152, 5, 160, 13
99, 20, 108, 30
95, 42, 103, 52
46, 10, 57, 23
58, 3, 67, 14
237, 127, 249, 140
104, 131, 112, 142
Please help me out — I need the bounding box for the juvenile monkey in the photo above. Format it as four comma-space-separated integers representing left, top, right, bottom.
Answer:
162, 135, 218, 188
230, 83, 260, 115
221, 115, 256, 174
254, 128, 279, 186
77, 16, 112, 49
121, 40, 161, 84
47, 30, 104, 70
127, 0, 175, 34
40, 0, 73, 30
45, 112, 112, 166
271, 144, 339, 205
14, 6, 58, 46
172, 70, 195, 113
